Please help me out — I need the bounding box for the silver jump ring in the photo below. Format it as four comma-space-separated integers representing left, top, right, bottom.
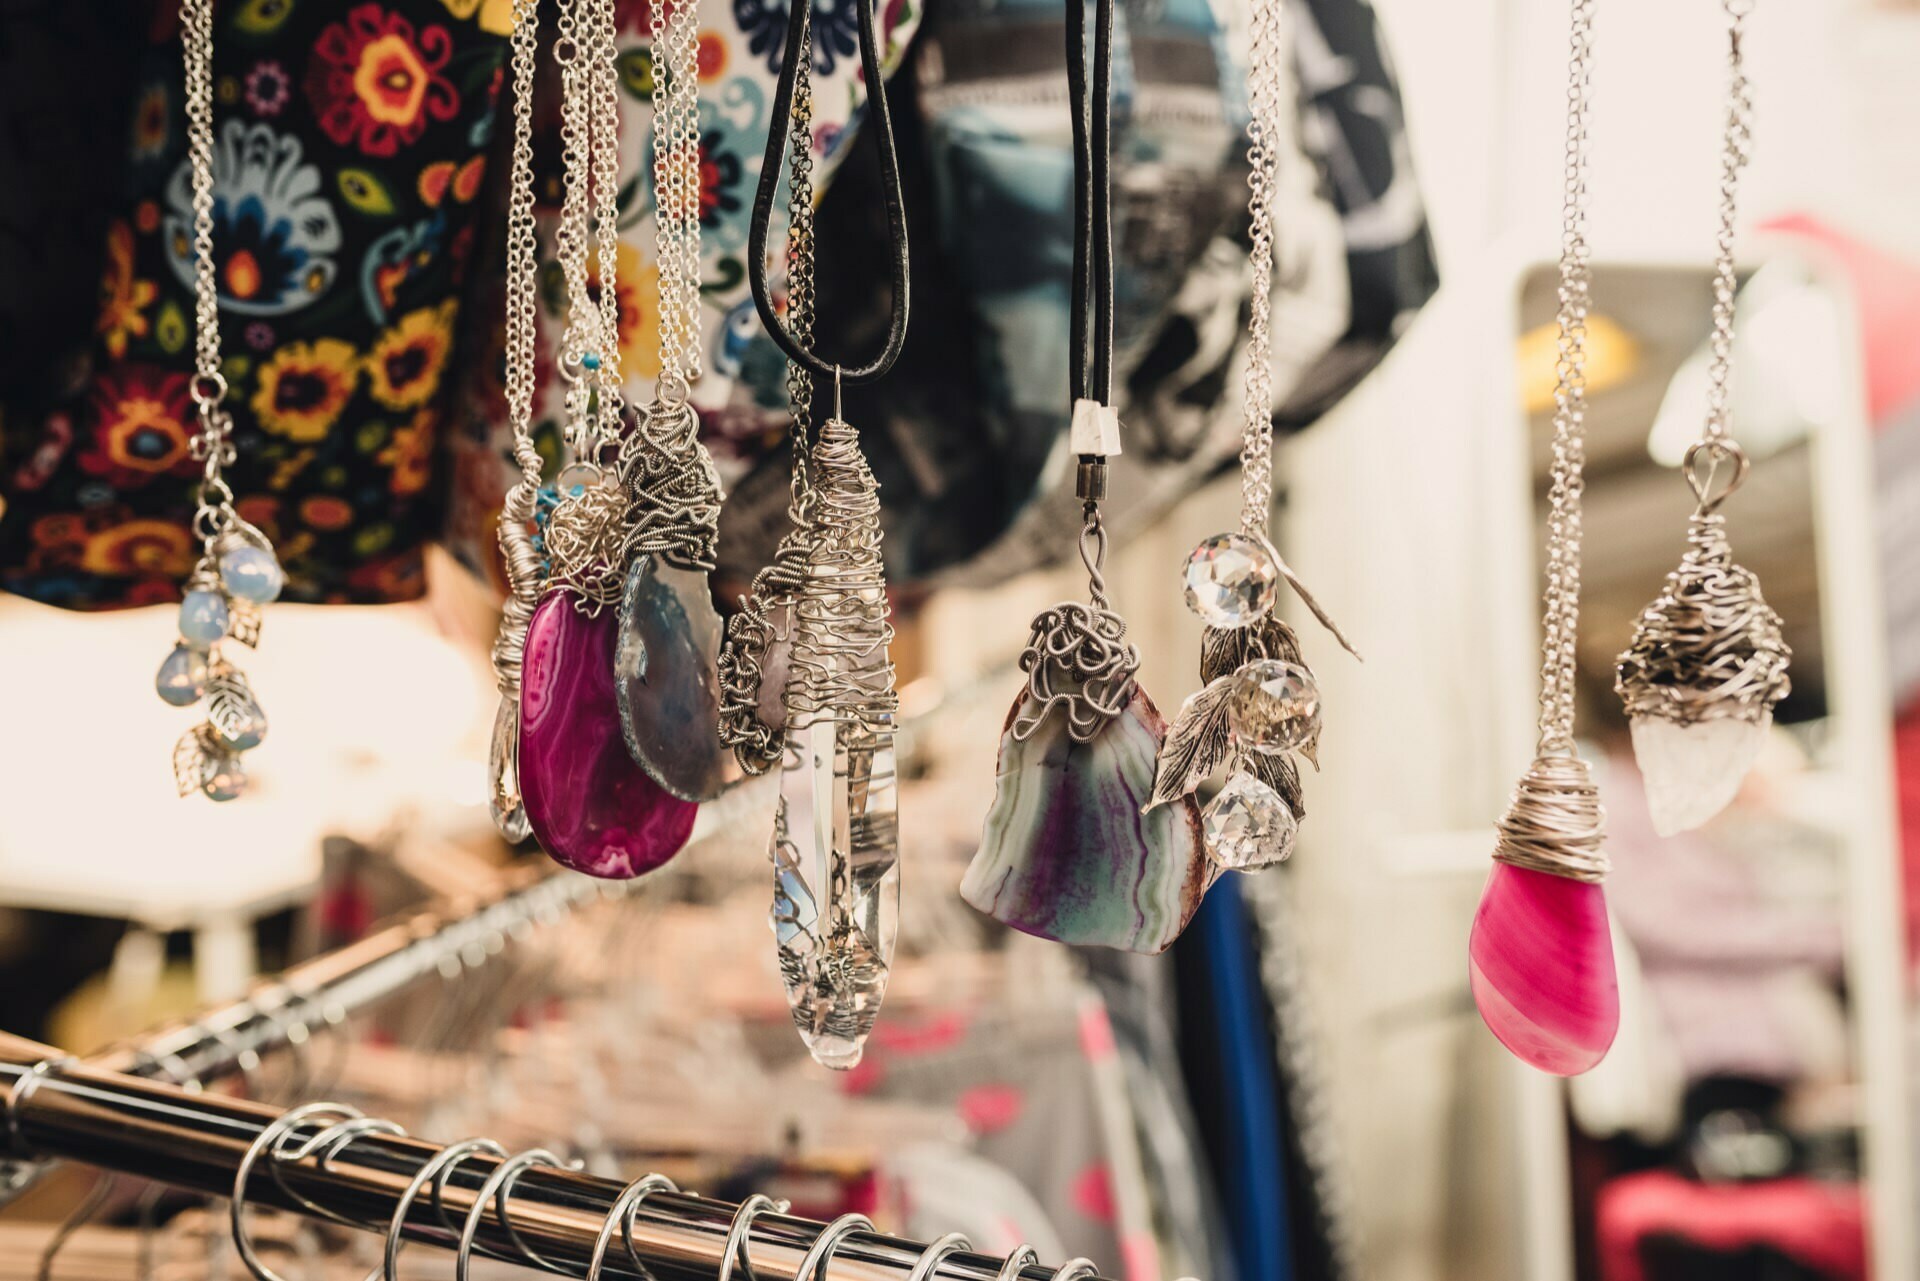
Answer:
715, 1193, 790, 1281
905, 1232, 975, 1281
586, 1173, 679, 1280
231, 1102, 362, 1281
794, 1213, 874, 1281
382, 1138, 507, 1281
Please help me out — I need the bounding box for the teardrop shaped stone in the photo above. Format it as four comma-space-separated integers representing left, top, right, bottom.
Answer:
1468, 862, 1619, 1075
519, 591, 697, 878
961, 686, 1211, 955
1630, 713, 1766, 837
156, 644, 209, 707
615, 557, 740, 802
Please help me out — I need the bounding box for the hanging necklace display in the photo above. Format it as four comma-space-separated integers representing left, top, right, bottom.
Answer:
1615, 0, 1788, 838
486, 0, 547, 843
518, 0, 698, 877
1468, 0, 1617, 1077
959, 0, 1210, 955
1142, 0, 1359, 876
611, 0, 735, 803
161, 0, 285, 803
736, 0, 912, 1069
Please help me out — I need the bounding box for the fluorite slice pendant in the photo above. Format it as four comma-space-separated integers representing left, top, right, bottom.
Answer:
615, 556, 740, 801
771, 715, 900, 1070
1468, 862, 1618, 1075
519, 592, 697, 878
963, 688, 1210, 954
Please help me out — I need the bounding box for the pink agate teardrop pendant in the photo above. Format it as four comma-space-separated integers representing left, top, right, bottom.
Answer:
1468, 755, 1618, 1075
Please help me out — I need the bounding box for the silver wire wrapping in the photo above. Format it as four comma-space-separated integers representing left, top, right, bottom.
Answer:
1615, 501, 1789, 726
617, 399, 723, 572
1010, 505, 1140, 744
543, 469, 632, 613
785, 416, 897, 732
1491, 752, 1608, 884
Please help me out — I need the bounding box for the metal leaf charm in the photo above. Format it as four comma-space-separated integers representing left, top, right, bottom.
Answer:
1144, 673, 1237, 812
205, 670, 264, 749
228, 600, 263, 649
1246, 749, 1304, 819
173, 727, 210, 798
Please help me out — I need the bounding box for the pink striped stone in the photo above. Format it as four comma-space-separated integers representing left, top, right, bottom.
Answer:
1468, 862, 1619, 1076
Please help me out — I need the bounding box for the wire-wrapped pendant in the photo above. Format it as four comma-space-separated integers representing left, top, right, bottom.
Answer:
1615, 447, 1790, 835
771, 416, 900, 1069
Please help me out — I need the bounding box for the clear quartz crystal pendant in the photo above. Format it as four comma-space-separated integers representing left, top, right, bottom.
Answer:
1182, 533, 1278, 628
488, 697, 532, 843
772, 715, 900, 1070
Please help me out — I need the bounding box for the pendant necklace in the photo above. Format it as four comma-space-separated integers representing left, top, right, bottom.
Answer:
962, 0, 1207, 955
612, 0, 736, 803
1615, 0, 1788, 837
734, 0, 912, 1069
1468, 0, 1617, 1077
161, 0, 285, 802
518, 0, 698, 877
487, 0, 548, 843
1149, 0, 1359, 876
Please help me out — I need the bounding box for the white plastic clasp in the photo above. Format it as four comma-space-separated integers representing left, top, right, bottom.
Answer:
1069, 398, 1122, 457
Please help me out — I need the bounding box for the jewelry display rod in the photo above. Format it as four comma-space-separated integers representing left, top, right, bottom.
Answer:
0, 1036, 1103, 1281
85, 860, 639, 1087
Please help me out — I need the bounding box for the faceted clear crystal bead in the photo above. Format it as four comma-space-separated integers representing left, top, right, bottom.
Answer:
487, 697, 532, 842
156, 644, 208, 707
1201, 771, 1297, 871
1227, 659, 1321, 755
1182, 533, 1278, 628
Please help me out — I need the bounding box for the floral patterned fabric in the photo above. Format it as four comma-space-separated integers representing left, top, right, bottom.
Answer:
0, 0, 512, 609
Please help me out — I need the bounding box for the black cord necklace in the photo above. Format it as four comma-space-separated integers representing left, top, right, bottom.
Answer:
1066, 0, 1116, 410
746, 0, 912, 386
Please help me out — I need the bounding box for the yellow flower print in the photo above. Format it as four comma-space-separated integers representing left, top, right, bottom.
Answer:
97, 223, 158, 360
252, 339, 360, 442
588, 241, 663, 381
380, 407, 438, 496
366, 300, 458, 410
439, 0, 514, 35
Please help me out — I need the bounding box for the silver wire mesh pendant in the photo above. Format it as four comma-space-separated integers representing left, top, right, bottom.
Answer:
542, 469, 631, 613
770, 416, 899, 1070
1615, 453, 1789, 835
717, 501, 812, 777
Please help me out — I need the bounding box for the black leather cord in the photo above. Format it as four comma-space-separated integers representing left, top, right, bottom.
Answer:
1065, 0, 1115, 407
746, 0, 911, 385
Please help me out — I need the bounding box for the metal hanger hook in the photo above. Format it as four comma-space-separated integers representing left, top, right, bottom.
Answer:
715, 1193, 790, 1281
586, 1172, 679, 1281
904, 1232, 974, 1281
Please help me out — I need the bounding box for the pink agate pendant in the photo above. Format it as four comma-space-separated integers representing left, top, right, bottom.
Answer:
1468, 755, 1618, 1075
519, 591, 697, 878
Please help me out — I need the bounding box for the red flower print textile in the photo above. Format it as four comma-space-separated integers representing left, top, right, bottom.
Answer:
305, 5, 458, 157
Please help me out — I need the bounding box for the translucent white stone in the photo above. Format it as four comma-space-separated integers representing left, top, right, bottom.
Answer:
1201, 771, 1297, 871
1227, 659, 1320, 754
219, 545, 285, 604
1182, 533, 1278, 627
487, 697, 532, 842
179, 590, 230, 645
155, 645, 208, 707
1631, 713, 1768, 837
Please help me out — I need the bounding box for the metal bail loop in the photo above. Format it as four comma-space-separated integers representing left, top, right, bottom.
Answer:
1683, 438, 1749, 513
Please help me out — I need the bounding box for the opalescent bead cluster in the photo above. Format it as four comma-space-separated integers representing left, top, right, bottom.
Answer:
156, 537, 284, 801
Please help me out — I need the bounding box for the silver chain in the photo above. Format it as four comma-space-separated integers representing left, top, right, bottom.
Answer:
1236, 0, 1283, 539
553, 0, 624, 461
1534, 0, 1596, 756
1701, 0, 1752, 448
179, 0, 239, 550
650, 0, 703, 400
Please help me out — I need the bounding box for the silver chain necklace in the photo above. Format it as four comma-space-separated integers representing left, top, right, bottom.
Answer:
158, 0, 285, 803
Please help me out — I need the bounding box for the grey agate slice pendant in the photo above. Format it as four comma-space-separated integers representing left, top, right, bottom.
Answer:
771, 715, 900, 1070
961, 687, 1211, 955
615, 556, 741, 802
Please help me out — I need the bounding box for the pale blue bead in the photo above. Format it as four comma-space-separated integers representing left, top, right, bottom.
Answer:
202, 758, 246, 802
219, 545, 285, 604
179, 590, 230, 645
221, 707, 268, 752
155, 645, 208, 707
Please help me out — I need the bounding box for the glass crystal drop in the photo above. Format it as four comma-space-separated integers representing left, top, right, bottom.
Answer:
1182, 533, 1279, 628
201, 753, 247, 802
156, 644, 209, 707
1201, 772, 1297, 871
488, 697, 532, 842
1227, 659, 1321, 755
772, 714, 900, 1071
1630, 713, 1767, 837
219, 544, 285, 604
179, 590, 230, 646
